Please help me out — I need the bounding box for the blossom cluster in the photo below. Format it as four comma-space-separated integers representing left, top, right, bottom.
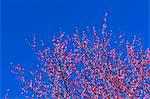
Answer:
9, 13, 150, 99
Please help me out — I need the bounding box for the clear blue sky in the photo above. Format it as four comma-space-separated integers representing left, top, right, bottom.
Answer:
1, 0, 149, 98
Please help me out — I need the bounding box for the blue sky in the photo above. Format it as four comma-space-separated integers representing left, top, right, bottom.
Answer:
1, 0, 149, 98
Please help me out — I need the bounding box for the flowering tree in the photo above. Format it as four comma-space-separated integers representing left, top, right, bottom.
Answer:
8, 13, 150, 98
